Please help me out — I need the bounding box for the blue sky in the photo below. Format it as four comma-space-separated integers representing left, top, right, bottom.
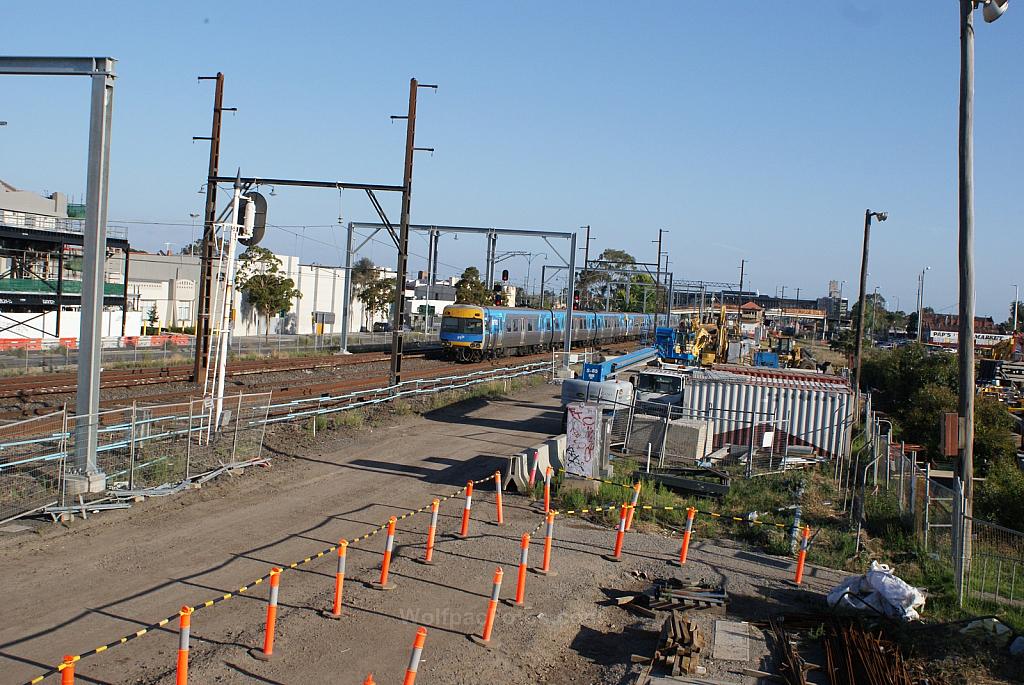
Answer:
2, 2, 1022, 319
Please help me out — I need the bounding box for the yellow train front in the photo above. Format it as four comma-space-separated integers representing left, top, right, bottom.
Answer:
440, 304, 488, 361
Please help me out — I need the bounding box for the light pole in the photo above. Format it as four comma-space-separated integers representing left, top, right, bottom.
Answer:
956, 0, 1008, 605
1013, 284, 1019, 332
869, 286, 880, 341
917, 266, 931, 341
853, 210, 888, 424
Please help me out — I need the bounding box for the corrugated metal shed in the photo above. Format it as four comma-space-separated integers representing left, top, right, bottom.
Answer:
681, 369, 852, 458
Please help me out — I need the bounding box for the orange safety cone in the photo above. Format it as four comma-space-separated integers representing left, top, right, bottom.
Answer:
470, 568, 503, 646
370, 517, 398, 590
322, 539, 348, 618
250, 567, 282, 661
494, 471, 505, 525
507, 533, 530, 607
60, 655, 75, 685
417, 500, 439, 565
176, 606, 192, 685
669, 507, 697, 566
530, 510, 557, 577
456, 481, 473, 538
602, 503, 629, 562
794, 526, 811, 585
363, 675, 376, 685
625, 481, 642, 531
402, 626, 427, 685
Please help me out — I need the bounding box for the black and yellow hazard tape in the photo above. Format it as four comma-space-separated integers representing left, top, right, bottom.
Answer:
22, 481, 475, 685
551, 502, 803, 532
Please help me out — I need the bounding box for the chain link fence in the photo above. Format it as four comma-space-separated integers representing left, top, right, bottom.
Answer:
0, 412, 67, 523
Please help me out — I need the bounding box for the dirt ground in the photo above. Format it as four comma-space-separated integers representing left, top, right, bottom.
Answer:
0, 383, 847, 685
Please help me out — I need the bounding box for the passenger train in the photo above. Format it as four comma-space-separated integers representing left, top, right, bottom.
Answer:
440, 304, 671, 361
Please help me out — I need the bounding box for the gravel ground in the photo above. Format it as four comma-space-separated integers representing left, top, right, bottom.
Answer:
0, 382, 845, 685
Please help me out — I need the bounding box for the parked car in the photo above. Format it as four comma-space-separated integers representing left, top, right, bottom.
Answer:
372, 322, 392, 333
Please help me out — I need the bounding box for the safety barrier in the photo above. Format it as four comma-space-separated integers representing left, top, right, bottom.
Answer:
20, 464, 814, 684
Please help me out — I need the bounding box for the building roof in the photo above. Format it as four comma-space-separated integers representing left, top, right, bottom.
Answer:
740, 301, 763, 311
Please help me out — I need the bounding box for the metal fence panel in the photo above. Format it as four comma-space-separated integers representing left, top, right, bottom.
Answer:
0, 412, 67, 522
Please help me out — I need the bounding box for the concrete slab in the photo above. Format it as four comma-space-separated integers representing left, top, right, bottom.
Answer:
712, 620, 750, 662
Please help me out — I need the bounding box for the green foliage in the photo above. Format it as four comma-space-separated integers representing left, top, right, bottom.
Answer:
975, 457, 1024, 529
145, 303, 159, 327
357, 277, 396, 321
236, 247, 302, 337
351, 257, 378, 290
454, 266, 492, 305
900, 383, 956, 456
861, 344, 958, 410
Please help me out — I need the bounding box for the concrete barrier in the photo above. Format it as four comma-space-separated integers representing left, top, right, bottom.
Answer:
508, 434, 566, 492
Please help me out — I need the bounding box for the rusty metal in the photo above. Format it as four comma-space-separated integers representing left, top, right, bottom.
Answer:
822, 620, 915, 685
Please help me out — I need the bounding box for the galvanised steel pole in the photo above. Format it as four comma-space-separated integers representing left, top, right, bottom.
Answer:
562, 232, 578, 372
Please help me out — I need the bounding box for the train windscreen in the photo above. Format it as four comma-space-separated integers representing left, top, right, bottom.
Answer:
441, 316, 483, 334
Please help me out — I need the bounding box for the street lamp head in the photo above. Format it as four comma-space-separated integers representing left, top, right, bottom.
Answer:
984, 0, 1009, 23
875, 212, 888, 222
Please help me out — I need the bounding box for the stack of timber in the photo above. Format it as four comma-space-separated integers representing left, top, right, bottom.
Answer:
633, 610, 706, 684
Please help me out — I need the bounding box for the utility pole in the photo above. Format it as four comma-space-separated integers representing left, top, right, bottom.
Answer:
738, 259, 746, 293
192, 73, 235, 386
654, 229, 667, 316
581, 225, 595, 267
917, 267, 930, 341
957, 0, 977, 590
854, 209, 887, 426
1013, 283, 1019, 332
389, 78, 436, 386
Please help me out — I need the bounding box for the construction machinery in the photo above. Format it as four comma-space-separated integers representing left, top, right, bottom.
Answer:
769, 329, 816, 369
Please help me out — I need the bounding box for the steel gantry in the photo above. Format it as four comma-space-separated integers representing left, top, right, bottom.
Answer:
0, 56, 116, 491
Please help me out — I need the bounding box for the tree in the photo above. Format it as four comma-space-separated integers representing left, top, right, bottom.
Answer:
145, 303, 159, 329
454, 267, 492, 306
358, 277, 396, 323
976, 456, 1024, 529
1007, 300, 1024, 332
236, 246, 302, 338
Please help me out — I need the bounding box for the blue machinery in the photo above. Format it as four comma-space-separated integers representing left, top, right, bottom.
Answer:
581, 346, 658, 381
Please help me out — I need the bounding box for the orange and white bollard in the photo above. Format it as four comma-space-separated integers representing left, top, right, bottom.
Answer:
176, 606, 192, 685
528, 451, 539, 488
457, 481, 473, 538
323, 539, 348, 618
542, 466, 553, 513
603, 503, 629, 562
494, 470, 505, 525
363, 675, 376, 685
371, 517, 398, 590
60, 655, 75, 685
670, 507, 697, 566
531, 510, 557, 576
470, 567, 503, 646
418, 500, 439, 565
794, 526, 811, 585
251, 567, 282, 661
402, 626, 427, 685
625, 481, 642, 531
509, 533, 530, 607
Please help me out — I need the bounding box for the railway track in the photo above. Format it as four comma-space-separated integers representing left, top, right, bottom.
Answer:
0, 351, 403, 400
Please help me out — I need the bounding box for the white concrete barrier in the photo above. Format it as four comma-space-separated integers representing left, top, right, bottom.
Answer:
507, 434, 566, 492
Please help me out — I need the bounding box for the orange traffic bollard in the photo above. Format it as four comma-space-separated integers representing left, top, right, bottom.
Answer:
250, 567, 282, 661
509, 533, 530, 606
625, 481, 642, 531
402, 626, 427, 685
794, 526, 811, 585
470, 567, 504, 646
528, 450, 539, 488
457, 481, 473, 538
542, 466, 552, 513
60, 655, 75, 685
323, 539, 347, 618
363, 675, 376, 685
371, 517, 398, 590
418, 499, 439, 565
670, 507, 697, 566
494, 471, 505, 525
531, 510, 557, 576
176, 606, 192, 685
603, 503, 629, 562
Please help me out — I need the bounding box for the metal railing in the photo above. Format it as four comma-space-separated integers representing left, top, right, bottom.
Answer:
0, 361, 553, 523
0, 208, 128, 240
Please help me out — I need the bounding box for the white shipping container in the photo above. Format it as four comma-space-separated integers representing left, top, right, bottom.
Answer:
681, 370, 853, 458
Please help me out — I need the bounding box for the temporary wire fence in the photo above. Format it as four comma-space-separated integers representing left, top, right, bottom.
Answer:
0, 362, 551, 524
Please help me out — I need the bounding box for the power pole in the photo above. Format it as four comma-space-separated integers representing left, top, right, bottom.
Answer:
738, 259, 746, 292
192, 73, 235, 386
654, 229, 667, 316
581, 225, 594, 267
956, 0, 976, 590
854, 209, 887, 425
389, 78, 436, 386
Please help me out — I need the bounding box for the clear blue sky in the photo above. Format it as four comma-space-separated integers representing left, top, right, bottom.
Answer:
2, 2, 1022, 319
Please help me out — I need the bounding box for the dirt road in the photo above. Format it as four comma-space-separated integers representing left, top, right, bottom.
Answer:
0, 384, 843, 685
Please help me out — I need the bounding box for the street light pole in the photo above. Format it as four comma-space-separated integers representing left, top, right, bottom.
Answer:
1013, 284, 1019, 331
917, 267, 931, 341
854, 209, 887, 425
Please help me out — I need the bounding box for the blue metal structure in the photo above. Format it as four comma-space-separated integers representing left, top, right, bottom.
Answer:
581, 346, 658, 381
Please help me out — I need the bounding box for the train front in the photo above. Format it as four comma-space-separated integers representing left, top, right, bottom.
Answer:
440, 304, 486, 361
